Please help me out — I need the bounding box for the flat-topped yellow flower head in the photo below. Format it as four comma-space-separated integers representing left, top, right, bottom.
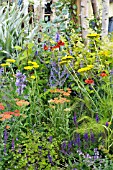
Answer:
6, 59, 15, 63
1, 63, 10, 67
24, 66, 33, 70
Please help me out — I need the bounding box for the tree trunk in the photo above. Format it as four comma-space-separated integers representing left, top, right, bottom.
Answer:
76, 0, 81, 25
91, 0, 99, 19
102, 0, 109, 37
81, 0, 89, 40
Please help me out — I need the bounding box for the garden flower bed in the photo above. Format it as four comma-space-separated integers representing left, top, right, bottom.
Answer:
0, 3, 113, 170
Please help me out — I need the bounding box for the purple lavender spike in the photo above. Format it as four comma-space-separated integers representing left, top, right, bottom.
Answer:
90, 132, 95, 143
0, 67, 4, 76
76, 134, 81, 147
49, 136, 53, 143
11, 139, 15, 151
48, 153, 54, 165
35, 51, 38, 56
105, 122, 109, 127
55, 32, 60, 42
15, 71, 26, 95
84, 132, 88, 142
4, 129, 8, 144
96, 114, 99, 123
73, 114, 77, 125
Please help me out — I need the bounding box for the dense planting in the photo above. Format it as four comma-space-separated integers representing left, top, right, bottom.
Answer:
0, 3, 113, 170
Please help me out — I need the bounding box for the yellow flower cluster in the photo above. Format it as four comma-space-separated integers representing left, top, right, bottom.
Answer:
1, 59, 16, 67
99, 50, 109, 57
87, 33, 100, 38
60, 56, 74, 65
1, 63, 10, 67
31, 75, 36, 79
24, 61, 39, 70
6, 59, 15, 63
78, 65, 93, 73
62, 56, 74, 60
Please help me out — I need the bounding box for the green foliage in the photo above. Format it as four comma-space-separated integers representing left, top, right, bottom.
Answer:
2, 129, 60, 170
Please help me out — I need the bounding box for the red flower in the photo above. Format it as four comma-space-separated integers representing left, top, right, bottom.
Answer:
100, 71, 107, 77
85, 79, 94, 84
4, 111, 14, 115
50, 45, 60, 51
14, 110, 20, 116
57, 40, 65, 46
44, 45, 48, 50
0, 103, 5, 110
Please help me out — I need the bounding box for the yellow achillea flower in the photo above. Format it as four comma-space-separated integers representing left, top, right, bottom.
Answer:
33, 64, 39, 68
1, 63, 10, 67
62, 56, 74, 60
78, 65, 93, 73
59, 60, 71, 65
87, 33, 100, 37
24, 66, 33, 70
28, 61, 39, 68
31, 75, 36, 79
6, 59, 15, 63
28, 61, 33, 64
99, 51, 109, 57
87, 65, 93, 68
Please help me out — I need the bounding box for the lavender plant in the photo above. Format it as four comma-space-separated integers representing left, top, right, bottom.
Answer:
15, 71, 26, 95
49, 60, 69, 87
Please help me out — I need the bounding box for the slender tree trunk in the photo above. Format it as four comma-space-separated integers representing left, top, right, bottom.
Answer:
102, 0, 109, 37
76, 0, 81, 25
91, 0, 99, 19
81, 0, 89, 40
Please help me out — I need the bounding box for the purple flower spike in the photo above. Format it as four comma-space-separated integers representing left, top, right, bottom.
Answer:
105, 122, 109, 127
15, 71, 26, 95
18, 149, 22, 154
0, 67, 4, 76
11, 139, 15, 151
4, 144, 6, 154
96, 114, 99, 123
49, 136, 53, 143
55, 32, 60, 42
73, 114, 77, 125
84, 133, 88, 142
48, 153, 54, 165
90, 132, 95, 143
35, 51, 38, 56
76, 134, 81, 147
4, 129, 8, 144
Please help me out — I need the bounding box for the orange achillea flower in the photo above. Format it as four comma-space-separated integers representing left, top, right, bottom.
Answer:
50, 88, 71, 95
6, 125, 10, 129
48, 97, 70, 104
62, 92, 70, 96
15, 98, 19, 101
13, 110, 20, 116
0, 103, 5, 110
0, 109, 21, 121
0, 114, 12, 121
4, 111, 14, 115
85, 79, 94, 84
16, 100, 29, 106
100, 71, 108, 77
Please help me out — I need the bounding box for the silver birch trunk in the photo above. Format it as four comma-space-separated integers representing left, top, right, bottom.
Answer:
102, 0, 109, 37
80, 0, 89, 40
91, 0, 99, 19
